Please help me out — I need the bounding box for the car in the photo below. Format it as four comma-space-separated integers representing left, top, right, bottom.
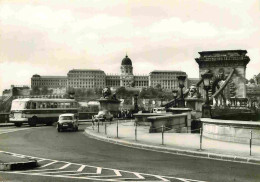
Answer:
57, 113, 79, 132
152, 107, 166, 113
93, 110, 113, 122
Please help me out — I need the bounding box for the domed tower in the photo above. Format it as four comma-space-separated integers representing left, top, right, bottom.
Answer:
120, 54, 134, 87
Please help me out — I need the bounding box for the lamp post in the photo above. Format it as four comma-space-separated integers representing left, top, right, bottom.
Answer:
201, 72, 213, 118
133, 94, 139, 113
177, 75, 186, 108
172, 89, 178, 107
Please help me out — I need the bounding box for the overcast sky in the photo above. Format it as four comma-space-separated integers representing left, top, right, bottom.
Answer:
0, 0, 259, 93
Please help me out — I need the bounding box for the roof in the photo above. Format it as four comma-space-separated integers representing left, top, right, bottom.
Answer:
59, 113, 76, 117
13, 98, 76, 102
198, 49, 247, 55
150, 70, 186, 74
34, 76, 67, 79
121, 55, 132, 66
68, 69, 104, 73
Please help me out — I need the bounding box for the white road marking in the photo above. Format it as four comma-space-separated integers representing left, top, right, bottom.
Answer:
37, 159, 46, 162
96, 167, 102, 174
134, 172, 145, 179
113, 170, 121, 176
40, 161, 57, 168
0, 128, 30, 134
154, 175, 170, 181
59, 163, 71, 170
0, 150, 207, 182
77, 165, 86, 172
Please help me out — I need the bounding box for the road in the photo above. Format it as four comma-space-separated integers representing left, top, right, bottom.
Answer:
0, 123, 259, 182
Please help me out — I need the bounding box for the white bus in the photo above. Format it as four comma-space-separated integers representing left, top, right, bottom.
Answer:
9, 98, 79, 127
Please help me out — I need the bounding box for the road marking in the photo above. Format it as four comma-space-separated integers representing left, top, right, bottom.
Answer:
154, 175, 170, 181
59, 163, 71, 170
0, 150, 208, 182
113, 170, 121, 176
96, 167, 102, 174
40, 161, 57, 168
37, 159, 46, 162
77, 165, 86, 172
0, 128, 30, 135
134, 172, 145, 179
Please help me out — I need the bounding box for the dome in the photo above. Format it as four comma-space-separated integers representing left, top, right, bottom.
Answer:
121, 55, 132, 66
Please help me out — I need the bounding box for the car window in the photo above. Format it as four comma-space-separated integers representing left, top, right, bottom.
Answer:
60, 116, 73, 120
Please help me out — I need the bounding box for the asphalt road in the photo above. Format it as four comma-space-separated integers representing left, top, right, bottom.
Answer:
0, 123, 260, 182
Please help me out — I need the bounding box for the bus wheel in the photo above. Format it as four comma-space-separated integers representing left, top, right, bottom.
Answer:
15, 123, 22, 127
29, 117, 37, 127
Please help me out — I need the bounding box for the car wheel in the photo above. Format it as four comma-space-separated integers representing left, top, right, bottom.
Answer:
75, 126, 78, 132
110, 117, 113, 121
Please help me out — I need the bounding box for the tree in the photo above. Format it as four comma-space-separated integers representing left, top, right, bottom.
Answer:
249, 78, 255, 84
30, 86, 40, 95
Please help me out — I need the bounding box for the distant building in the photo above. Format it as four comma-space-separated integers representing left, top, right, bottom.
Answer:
31, 74, 67, 88
149, 70, 187, 89
67, 69, 106, 89
31, 54, 188, 91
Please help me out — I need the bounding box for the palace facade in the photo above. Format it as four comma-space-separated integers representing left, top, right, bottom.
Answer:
31, 55, 188, 91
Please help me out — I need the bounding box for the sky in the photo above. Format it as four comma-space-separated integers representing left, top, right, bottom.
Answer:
0, 0, 259, 93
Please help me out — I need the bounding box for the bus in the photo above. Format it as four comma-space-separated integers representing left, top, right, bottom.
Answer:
9, 98, 79, 127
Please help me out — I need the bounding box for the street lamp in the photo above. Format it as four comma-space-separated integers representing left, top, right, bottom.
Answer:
201, 72, 213, 118
133, 94, 139, 113
177, 75, 186, 107
172, 89, 178, 107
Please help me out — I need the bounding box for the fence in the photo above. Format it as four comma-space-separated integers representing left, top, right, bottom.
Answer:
91, 119, 260, 156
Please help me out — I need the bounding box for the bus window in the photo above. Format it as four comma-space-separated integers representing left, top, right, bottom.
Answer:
46, 102, 50, 108
31, 102, 36, 109
65, 103, 70, 108
11, 101, 27, 110
54, 102, 58, 108
26, 102, 31, 109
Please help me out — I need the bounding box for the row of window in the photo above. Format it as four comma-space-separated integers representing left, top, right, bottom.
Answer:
25, 102, 78, 109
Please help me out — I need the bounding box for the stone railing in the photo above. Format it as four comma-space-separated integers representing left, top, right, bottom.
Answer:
147, 113, 188, 133
201, 118, 260, 145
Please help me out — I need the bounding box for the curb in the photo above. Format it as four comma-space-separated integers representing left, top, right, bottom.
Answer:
0, 123, 14, 127
0, 160, 38, 171
84, 128, 260, 165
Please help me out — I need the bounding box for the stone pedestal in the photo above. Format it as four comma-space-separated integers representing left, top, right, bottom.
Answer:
185, 98, 204, 112
98, 98, 120, 116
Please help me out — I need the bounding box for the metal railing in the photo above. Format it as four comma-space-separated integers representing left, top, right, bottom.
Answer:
91, 119, 259, 156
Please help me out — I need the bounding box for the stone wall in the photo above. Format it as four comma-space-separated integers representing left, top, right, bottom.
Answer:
201, 118, 260, 145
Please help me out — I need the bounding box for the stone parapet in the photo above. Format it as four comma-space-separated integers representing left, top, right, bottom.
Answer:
201, 118, 260, 145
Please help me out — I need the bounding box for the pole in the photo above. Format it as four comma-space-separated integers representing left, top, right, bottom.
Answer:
105, 123, 107, 135
162, 125, 164, 145
98, 120, 99, 133
250, 130, 252, 156
117, 120, 119, 138
200, 128, 203, 150
135, 122, 137, 141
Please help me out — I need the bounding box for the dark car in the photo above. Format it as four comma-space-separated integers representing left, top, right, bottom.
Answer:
93, 110, 113, 122
57, 113, 79, 132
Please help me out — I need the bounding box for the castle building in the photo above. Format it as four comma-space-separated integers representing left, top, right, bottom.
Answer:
67, 69, 106, 89
31, 75, 67, 88
31, 55, 188, 91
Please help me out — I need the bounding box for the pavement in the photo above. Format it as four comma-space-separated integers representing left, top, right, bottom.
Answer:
0, 151, 38, 171
85, 120, 260, 165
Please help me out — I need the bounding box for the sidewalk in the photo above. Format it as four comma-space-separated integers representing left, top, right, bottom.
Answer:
0, 151, 38, 171
85, 120, 260, 164
0, 123, 14, 127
